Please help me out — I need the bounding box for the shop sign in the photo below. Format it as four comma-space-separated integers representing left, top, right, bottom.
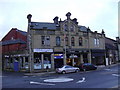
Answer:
54, 54, 63, 59
69, 55, 78, 58
33, 49, 53, 52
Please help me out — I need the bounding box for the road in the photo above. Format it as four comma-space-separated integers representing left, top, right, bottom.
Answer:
2, 64, 120, 89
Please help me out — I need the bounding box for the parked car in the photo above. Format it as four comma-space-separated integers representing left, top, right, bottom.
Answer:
56, 65, 80, 74
75, 63, 97, 71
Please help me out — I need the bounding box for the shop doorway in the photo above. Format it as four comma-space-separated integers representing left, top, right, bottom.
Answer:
54, 59, 63, 68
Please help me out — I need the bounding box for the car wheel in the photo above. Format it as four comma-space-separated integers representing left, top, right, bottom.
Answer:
75, 69, 79, 73
62, 71, 66, 74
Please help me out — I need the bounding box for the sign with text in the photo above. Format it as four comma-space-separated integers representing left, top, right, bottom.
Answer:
33, 49, 53, 52
54, 54, 63, 59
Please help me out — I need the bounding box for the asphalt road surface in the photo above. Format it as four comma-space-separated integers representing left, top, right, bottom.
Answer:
2, 64, 120, 89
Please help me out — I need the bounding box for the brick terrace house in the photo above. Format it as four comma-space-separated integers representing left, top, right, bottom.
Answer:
2, 28, 29, 71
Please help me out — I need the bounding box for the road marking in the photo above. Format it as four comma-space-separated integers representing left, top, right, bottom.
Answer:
30, 81, 55, 85
112, 74, 120, 77
23, 76, 28, 78
104, 69, 118, 72
32, 76, 36, 77
76, 77, 86, 83
44, 77, 74, 83
0, 76, 7, 77
104, 69, 111, 71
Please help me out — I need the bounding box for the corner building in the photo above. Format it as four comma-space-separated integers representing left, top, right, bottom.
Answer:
27, 12, 106, 71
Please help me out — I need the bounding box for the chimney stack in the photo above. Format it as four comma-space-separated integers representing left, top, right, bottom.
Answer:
27, 14, 32, 23
53, 16, 59, 24
66, 12, 71, 20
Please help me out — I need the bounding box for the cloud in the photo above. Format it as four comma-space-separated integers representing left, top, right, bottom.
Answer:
0, 0, 118, 40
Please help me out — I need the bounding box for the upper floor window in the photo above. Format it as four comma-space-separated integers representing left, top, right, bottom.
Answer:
64, 24, 68, 31
41, 36, 50, 46
79, 37, 82, 46
56, 36, 61, 46
65, 37, 69, 46
94, 38, 99, 47
71, 37, 75, 46
70, 25, 74, 32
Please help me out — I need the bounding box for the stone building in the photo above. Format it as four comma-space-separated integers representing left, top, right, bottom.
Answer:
27, 12, 106, 72
105, 37, 118, 65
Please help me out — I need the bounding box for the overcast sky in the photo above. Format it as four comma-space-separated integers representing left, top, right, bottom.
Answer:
0, 0, 119, 40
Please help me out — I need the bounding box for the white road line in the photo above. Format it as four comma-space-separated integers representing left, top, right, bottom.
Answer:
104, 69, 118, 72
76, 77, 86, 83
112, 74, 120, 77
44, 77, 74, 83
104, 69, 111, 71
30, 81, 55, 86
23, 76, 28, 78
0, 76, 7, 77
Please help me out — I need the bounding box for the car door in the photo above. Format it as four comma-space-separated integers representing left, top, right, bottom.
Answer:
89, 64, 93, 70
69, 66, 75, 72
65, 66, 71, 73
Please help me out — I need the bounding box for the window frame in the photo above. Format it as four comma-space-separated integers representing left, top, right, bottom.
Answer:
56, 36, 61, 46
79, 37, 82, 46
41, 36, 50, 46
71, 37, 75, 46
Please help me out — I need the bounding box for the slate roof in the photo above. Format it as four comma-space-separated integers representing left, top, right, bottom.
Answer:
31, 22, 89, 32
78, 26, 88, 32
2, 39, 26, 45
105, 43, 117, 50
16, 29, 27, 36
31, 22, 57, 30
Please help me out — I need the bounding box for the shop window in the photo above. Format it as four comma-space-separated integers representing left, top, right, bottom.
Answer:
79, 37, 82, 46
44, 56, 51, 69
10, 58, 13, 63
56, 36, 61, 46
41, 36, 50, 46
71, 37, 75, 46
34, 53, 42, 69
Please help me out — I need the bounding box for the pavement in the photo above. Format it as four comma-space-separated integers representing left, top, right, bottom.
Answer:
24, 63, 119, 76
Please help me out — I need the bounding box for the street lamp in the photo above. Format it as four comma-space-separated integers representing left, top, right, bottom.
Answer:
63, 31, 67, 65
27, 14, 33, 73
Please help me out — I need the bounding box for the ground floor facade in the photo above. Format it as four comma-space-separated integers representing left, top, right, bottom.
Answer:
3, 48, 118, 72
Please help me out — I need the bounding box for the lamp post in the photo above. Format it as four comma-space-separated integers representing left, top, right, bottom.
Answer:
63, 31, 67, 65
27, 14, 34, 73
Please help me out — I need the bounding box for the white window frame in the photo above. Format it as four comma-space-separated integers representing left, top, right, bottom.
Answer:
94, 38, 99, 47
41, 36, 50, 46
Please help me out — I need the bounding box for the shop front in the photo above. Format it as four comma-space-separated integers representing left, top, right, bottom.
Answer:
54, 53, 64, 68
66, 49, 89, 66
33, 48, 54, 70
3, 54, 29, 71
91, 49, 105, 65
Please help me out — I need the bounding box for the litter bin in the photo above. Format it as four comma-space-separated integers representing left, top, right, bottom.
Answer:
13, 62, 19, 72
